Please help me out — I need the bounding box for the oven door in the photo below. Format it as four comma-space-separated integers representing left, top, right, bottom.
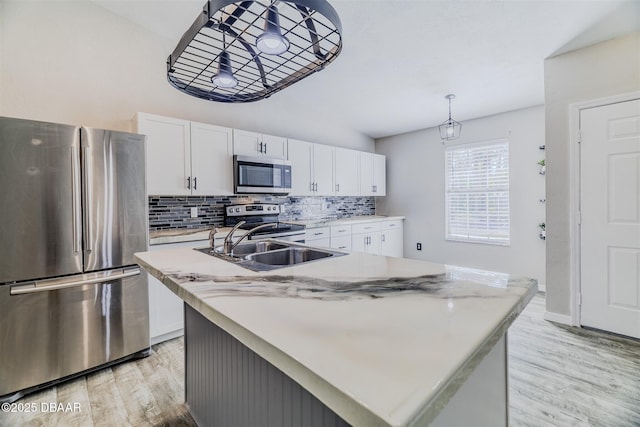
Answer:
234, 155, 292, 194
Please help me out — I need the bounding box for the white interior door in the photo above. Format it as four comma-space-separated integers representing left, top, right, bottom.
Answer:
580, 99, 640, 338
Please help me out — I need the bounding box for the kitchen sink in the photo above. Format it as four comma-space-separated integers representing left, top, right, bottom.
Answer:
196, 240, 346, 271
245, 247, 335, 266
229, 241, 289, 256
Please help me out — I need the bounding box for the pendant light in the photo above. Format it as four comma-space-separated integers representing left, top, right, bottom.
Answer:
167, 0, 342, 103
256, 5, 290, 55
211, 27, 238, 88
439, 94, 462, 141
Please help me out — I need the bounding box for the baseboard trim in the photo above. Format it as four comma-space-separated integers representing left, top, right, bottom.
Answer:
543, 311, 573, 326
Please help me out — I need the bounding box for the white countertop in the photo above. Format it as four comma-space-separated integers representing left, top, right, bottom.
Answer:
149, 216, 405, 245
135, 246, 536, 427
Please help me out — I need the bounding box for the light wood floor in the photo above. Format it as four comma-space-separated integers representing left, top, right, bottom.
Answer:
2, 294, 639, 427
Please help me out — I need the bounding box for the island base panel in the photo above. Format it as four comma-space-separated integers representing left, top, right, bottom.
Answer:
184, 304, 351, 427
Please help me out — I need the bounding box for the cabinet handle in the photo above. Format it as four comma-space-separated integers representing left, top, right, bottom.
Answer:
336, 183, 340, 192
310, 182, 314, 192
372, 185, 377, 193
264, 143, 267, 154
193, 177, 197, 190
187, 176, 191, 189
258, 141, 263, 153
382, 234, 386, 242
339, 246, 347, 249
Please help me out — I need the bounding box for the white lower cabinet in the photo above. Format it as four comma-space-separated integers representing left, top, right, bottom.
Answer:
148, 239, 208, 344
380, 220, 404, 257
331, 219, 403, 257
330, 224, 352, 251
305, 227, 331, 248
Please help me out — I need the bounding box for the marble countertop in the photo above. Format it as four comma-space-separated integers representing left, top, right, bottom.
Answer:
285, 215, 405, 229
135, 246, 536, 427
149, 216, 405, 245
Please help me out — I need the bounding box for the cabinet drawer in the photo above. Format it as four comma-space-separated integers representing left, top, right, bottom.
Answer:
330, 235, 351, 251
305, 227, 330, 240
330, 224, 352, 237
352, 222, 381, 234
381, 220, 403, 230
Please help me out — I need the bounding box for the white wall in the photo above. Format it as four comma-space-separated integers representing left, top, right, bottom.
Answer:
0, 1, 373, 151
544, 32, 640, 317
376, 106, 546, 287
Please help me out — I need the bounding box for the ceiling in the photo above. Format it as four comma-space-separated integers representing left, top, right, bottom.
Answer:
92, 0, 639, 139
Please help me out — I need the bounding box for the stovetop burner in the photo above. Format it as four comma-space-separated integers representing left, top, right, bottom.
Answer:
224, 203, 304, 238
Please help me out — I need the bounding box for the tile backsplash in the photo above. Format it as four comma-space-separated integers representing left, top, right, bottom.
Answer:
149, 195, 375, 231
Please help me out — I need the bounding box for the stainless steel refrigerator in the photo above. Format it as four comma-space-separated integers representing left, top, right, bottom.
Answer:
0, 116, 150, 403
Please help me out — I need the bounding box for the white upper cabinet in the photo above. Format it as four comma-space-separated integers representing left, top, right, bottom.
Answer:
288, 139, 313, 196
313, 143, 335, 195
134, 113, 233, 196
334, 147, 360, 196
288, 139, 334, 196
190, 121, 233, 195
359, 152, 386, 196
233, 129, 288, 159
135, 113, 191, 196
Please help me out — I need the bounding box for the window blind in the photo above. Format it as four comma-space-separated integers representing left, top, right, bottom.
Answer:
445, 139, 510, 245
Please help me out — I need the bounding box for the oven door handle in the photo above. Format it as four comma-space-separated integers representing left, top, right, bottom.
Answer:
10, 268, 141, 295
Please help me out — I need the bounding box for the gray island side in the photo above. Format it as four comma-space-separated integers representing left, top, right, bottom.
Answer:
135, 246, 536, 427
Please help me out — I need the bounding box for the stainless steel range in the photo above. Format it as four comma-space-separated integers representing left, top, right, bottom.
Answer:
224, 203, 304, 242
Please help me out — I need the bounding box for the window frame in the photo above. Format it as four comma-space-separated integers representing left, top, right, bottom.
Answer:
444, 138, 511, 246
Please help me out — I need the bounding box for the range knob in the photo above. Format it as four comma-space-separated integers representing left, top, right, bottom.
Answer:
228, 208, 233, 214
266, 206, 272, 211
235, 208, 241, 213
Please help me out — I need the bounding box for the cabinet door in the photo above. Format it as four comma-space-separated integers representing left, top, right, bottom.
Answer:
135, 113, 191, 195
262, 133, 288, 159
359, 152, 375, 196
380, 228, 403, 257
373, 153, 386, 196
288, 139, 313, 196
190, 122, 233, 195
148, 240, 208, 344
233, 129, 263, 156
335, 147, 360, 196
312, 144, 335, 196
351, 233, 368, 252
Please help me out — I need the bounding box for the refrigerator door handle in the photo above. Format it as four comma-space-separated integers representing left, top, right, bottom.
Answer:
71, 146, 82, 254
9, 267, 141, 295
83, 146, 93, 253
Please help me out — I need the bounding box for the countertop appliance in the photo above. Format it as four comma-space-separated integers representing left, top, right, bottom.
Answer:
225, 203, 304, 242
233, 155, 292, 195
0, 117, 150, 403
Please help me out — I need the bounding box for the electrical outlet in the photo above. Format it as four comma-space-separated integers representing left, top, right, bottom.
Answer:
417, 243, 422, 251
190, 207, 198, 218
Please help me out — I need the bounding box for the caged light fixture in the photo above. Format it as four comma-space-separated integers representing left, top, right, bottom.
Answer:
438, 94, 462, 142
167, 0, 343, 103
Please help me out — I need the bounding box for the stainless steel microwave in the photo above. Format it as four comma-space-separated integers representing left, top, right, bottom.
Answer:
233, 155, 292, 195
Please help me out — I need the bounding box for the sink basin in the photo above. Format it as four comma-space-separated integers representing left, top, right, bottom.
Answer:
231, 241, 289, 256
195, 240, 346, 271
245, 247, 335, 266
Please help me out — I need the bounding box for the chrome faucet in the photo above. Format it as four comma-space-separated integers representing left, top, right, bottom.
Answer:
220, 221, 277, 255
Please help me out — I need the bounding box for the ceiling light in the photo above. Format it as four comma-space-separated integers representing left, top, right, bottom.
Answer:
439, 94, 462, 141
167, 0, 343, 103
256, 6, 290, 55
211, 51, 238, 88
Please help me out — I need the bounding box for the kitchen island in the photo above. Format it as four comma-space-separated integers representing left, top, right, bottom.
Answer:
135, 246, 536, 427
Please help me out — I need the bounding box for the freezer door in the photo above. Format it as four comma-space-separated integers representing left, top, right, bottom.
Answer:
81, 128, 148, 271
0, 117, 83, 283
0, 268, 150, 398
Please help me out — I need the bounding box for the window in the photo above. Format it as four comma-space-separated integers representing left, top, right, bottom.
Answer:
445, 139, 510, 245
